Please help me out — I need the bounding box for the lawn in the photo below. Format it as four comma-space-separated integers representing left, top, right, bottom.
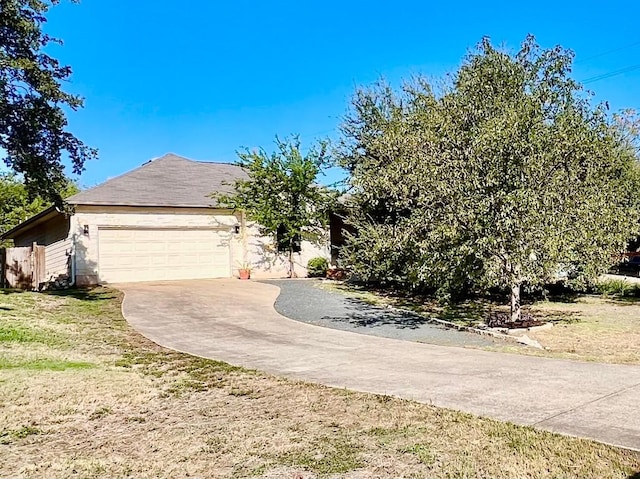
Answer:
320, 281, 640, 365
1, 288, 639, 478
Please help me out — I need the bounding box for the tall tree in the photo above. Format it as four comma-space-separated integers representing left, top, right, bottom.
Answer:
339, 36, 640, 322
0, 0, 96, 204
216, 136, 338, 277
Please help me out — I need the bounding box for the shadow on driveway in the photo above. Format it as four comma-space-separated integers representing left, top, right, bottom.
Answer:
261, 279, 502, 348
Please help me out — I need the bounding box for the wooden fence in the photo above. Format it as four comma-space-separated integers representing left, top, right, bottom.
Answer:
0, 243, 46, 290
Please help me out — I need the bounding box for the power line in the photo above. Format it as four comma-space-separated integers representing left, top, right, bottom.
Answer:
576, 40, 640, 65
581, 63, 640, 84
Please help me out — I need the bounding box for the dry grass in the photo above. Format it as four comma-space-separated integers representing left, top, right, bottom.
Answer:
1, 288, 639, 478
320, 281, 640, 365
513, 296, 640, 363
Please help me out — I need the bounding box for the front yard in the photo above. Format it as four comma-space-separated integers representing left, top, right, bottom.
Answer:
0, 288, 638, 478
320, 281, 640, 365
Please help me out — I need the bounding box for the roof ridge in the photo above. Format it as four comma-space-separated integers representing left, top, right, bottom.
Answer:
193, 159, 239, 166
153, 153, 239, 167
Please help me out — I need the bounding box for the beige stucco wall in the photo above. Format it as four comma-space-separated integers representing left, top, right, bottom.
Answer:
71, 205, 243, 285
10, 205, 331, 285
242, 221, 331, 278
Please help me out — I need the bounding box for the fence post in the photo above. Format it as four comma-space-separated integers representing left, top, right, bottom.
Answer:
33, 243, 46, 290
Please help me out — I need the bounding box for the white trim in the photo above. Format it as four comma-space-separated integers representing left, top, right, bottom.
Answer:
97, 225, 232, 231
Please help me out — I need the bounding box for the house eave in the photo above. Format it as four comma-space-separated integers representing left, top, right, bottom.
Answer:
69, 201, 222, 209
0, 206, 61, 240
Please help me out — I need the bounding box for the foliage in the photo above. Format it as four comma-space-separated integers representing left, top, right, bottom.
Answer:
307, 256, 328, 277
216, 136, 339, 276
338, 35, 640, 321
595, 279, 640, 298
0, 0, 96, 204
0, 173, 78, 245
236, 261, 252, 272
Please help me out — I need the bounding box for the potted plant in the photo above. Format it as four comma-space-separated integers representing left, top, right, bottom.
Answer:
238, 262, 251, 280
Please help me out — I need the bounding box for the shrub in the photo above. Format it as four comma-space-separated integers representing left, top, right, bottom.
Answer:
307, 257, 328, 278
595, 279, 640, 298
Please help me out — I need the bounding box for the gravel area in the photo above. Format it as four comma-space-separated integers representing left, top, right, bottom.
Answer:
261, 279, 502, 348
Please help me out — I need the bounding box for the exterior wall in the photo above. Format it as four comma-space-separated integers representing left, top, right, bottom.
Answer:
13, 214, 72, 282
242, 221, 331, 278
44, 236, 72, 282
71, 205, 242, 285
9, 205, 331, 285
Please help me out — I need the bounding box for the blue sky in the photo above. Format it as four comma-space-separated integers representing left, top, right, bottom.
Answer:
41, 0, 640, 188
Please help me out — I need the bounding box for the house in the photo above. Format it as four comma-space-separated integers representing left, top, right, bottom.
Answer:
1, 154, 330, 285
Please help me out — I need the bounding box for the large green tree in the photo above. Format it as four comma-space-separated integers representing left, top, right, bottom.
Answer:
339, 36, 640, 322
0, 0, 96, 204
216, 137, 338, 277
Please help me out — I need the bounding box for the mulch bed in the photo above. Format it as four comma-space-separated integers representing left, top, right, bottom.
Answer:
486, 311, 546, 329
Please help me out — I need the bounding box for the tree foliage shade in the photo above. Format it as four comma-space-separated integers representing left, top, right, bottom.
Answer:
0, 0, 96, 204
338, 36, 640, 321
215, 136, 338, 276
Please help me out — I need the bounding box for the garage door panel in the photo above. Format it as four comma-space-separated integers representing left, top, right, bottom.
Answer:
98, 228, 230, 283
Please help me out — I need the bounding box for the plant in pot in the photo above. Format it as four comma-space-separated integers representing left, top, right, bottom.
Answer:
238, 262, 252, 280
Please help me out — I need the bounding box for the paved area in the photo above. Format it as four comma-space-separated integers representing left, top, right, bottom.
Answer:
262, 279, 499, 347
118, 279, 640, 451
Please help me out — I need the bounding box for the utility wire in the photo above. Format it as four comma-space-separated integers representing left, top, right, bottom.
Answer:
576, 40, 640, 65
581, 63, 640, 84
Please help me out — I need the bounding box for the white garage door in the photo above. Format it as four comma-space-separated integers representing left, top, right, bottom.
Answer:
98, 228, 231, 283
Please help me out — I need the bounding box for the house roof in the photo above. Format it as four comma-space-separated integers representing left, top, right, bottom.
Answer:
1, 154, 247, 240
66, 153, 247, 208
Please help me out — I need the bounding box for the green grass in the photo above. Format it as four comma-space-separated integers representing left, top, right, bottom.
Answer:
276, 435, 364, 475
0, 324, 67, 346
0, 356, 95, 371
0, 425, 41, 445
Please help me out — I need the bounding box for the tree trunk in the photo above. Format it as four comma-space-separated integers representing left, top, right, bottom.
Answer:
510, 282, 521, 323
288, 246, 295, 278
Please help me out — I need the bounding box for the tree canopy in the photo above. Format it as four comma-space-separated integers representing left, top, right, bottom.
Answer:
0, 0, 96, 204
216, 136, 338, 276
338, 36, 640, 321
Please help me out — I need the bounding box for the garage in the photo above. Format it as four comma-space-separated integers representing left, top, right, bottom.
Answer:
98, 227, 231, 283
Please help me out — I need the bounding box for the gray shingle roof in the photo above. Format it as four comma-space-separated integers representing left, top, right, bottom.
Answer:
67, 153, 247, 208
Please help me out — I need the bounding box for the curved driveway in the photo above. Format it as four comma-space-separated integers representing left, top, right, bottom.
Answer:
119, 279, 640, 450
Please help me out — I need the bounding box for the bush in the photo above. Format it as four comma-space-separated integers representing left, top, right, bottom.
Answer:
595, 279, 640, 298
307, 257, 328, 278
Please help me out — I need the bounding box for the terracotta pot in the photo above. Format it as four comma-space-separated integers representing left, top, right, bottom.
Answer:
239, 269, 251, 280
326, 268, 346, 280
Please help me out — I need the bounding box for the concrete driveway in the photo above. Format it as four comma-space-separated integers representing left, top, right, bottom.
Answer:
119, 279, 640, 451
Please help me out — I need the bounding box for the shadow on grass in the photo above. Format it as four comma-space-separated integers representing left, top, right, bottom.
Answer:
335, 281, 588, 327
435, 302, 490, 327
603, 296, 640, 305
627, 472, 640, 479
1, 286, 117, 302
44, 287, 117, 302
0, 288, 25, 295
